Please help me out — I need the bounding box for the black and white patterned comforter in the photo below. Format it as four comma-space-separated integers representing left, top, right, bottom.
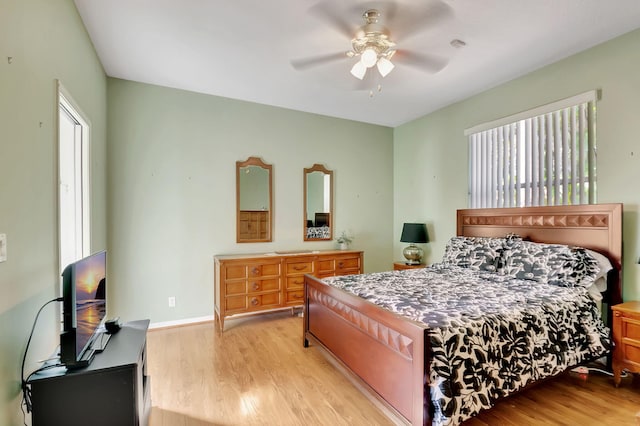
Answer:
322, 263, 610, 425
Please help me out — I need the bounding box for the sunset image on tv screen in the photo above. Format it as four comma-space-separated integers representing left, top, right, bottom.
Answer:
75, 251, 106, 354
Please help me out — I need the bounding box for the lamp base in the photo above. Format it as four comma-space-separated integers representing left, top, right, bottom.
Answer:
403, 244, 423, 265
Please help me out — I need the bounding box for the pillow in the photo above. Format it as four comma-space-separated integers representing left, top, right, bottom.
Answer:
501, 240, 600, 287
585, 249, 614, 292
442, 236, 517, 272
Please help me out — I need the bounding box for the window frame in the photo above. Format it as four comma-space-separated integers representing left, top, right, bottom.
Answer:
57, 81, 91, 273
465, 91, 597, 209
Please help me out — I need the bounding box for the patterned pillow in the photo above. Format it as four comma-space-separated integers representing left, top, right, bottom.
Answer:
501, 241, 599, 287
442, 236, 512, 272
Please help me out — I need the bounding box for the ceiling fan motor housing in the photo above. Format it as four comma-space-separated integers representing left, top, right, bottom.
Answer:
351, 9, 395, 58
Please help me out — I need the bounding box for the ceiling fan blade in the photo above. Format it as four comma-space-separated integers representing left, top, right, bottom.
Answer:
389, 0, 453, 42
394, 49, 449, 73
291, 52, 348, 71
309, 1, 356, 39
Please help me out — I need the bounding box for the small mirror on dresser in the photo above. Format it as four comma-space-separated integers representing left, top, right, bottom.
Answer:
304, 164, 333, 241
236, 156, 272, 243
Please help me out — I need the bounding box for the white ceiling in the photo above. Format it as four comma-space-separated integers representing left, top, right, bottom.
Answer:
73, 0, 640, 127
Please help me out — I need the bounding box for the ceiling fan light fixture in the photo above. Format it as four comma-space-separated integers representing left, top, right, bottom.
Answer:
376, 56, 394, 77
361, 48, 378, 68
350, 61, 366, 80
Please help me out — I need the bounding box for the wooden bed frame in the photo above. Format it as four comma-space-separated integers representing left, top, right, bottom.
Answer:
303, 204, 623, 426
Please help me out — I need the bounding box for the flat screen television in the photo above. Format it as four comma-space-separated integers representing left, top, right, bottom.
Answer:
60, 250, 108, 368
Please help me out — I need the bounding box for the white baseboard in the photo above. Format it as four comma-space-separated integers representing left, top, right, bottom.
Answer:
149, 315, 215, 330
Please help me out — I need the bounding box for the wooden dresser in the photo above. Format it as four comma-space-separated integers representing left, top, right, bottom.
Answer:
612, 301, 640, 386
214, 250, 363, 331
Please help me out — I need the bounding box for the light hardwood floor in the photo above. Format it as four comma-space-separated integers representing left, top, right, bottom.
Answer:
147, 310, 640, 426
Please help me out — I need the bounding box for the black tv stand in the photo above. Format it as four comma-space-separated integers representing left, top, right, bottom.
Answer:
27, 320, 151, 426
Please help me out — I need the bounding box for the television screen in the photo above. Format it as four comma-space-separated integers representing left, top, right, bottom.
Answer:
73, 251, 107, 357
61, 251, 107, 367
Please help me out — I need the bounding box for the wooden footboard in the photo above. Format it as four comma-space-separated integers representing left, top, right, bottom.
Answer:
303, 274, 430, 425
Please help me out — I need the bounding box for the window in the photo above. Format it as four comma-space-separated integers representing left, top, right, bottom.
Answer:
466, 91, 597, 208
58, 83, 90, 272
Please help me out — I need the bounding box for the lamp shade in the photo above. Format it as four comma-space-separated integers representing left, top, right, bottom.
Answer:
361, 48, 378, 68
376, 57, 394, 77
400, 223, 429, 243
350, 61, 366, 80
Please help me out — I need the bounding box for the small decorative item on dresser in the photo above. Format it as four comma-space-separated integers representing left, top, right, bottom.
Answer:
611, 301, 640, 387
336, 231, 353, 250
393, 262, 426, 271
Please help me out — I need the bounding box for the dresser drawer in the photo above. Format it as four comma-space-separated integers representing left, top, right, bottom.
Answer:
225, 281, 246, 296
223, 262, 281, 279
316, 253, 362, 277
225, 295, 247, 312
286, 276, 305, 289
248, 263, 280, 278
286, 260, 314, 275
285, 290, 304, 305
247, 278, 280, 294
225, 292, 281, 312
621, 317, 640, 342
623, 344, 640, 367
335, 256, 360, 273
247, 292, 281, 309
226, 278, 280, 295
224, 264, 247, 280
316, 259, 334, 274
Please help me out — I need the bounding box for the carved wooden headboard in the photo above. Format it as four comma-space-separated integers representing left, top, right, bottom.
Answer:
457, 203, 623, 306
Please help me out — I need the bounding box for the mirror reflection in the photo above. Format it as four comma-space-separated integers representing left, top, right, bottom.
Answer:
304, 164, 333, 241
236, 157, 272, 243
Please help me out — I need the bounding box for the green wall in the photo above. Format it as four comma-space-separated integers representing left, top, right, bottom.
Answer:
106, 79, 394, 323
0, 0, 107, 424
394, 28, 640, 302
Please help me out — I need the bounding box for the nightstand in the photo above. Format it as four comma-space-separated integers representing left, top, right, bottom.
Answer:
393, 262, 426, 271
611, 301, 640, 386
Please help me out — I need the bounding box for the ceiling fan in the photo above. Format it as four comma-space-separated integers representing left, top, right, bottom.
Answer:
291, 1, 454, 84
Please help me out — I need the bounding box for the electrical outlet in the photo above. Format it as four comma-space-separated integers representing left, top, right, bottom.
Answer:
0, 234, 6, 262
168, 296, 176, 308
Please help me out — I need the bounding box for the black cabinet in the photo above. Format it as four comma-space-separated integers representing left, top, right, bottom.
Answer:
27, 320, 151, 426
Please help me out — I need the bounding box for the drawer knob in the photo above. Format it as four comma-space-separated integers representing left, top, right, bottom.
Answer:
337, 262, 344, 268
614, 312, 621, 317
251, 267, 260, 276
250, 297, 259, 306
293, 265, 306, 271
251, 282, 260, 291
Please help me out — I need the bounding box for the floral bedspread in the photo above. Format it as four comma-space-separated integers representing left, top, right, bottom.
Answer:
322, 264, 610, 425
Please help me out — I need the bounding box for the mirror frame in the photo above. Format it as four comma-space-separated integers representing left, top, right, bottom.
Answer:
303, 164, 333, 242
236, 156, 273, 243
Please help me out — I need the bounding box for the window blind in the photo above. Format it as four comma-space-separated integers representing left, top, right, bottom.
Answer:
467, 92, 596, 208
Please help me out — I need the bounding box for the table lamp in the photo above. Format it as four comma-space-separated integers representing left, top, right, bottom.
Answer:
400, 223, 429, 265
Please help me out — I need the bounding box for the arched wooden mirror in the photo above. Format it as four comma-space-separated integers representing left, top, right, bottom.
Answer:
236, 157, 272, 243
304, 164, 333, 241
